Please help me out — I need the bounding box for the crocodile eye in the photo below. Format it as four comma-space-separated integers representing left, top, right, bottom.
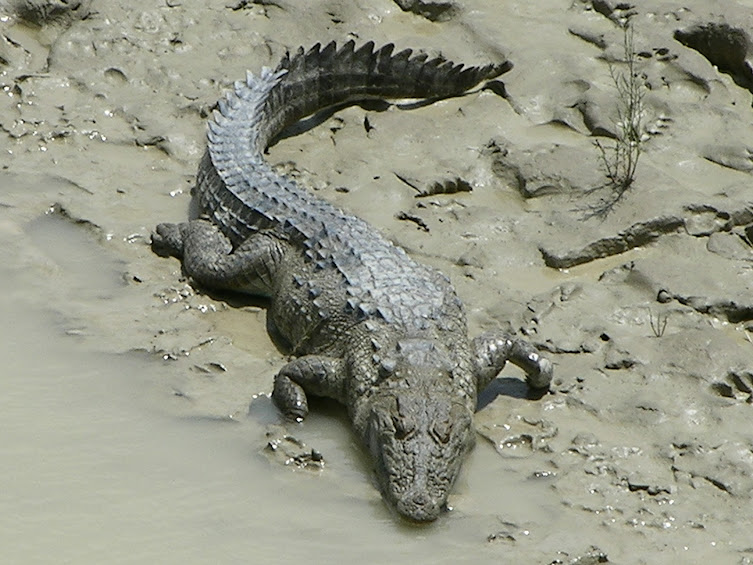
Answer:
392, 416, 415, 440
430, 420, 452, 444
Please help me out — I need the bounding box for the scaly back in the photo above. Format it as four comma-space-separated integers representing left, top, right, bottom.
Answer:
194, 41, 510, 250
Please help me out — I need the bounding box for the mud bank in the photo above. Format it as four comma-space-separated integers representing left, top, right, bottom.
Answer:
1, 1, 752, 563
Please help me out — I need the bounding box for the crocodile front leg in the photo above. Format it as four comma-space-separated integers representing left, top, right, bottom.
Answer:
152, 219, 284, 295
272, 355, 347, 421
472, 332, 553, 392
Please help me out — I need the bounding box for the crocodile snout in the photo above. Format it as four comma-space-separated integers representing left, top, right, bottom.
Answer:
396, 491, 442, 523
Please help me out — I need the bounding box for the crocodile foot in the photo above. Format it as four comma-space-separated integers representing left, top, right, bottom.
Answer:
151, 222, 186, 258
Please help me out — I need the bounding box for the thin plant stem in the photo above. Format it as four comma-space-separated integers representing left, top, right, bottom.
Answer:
584, 21, 645, 219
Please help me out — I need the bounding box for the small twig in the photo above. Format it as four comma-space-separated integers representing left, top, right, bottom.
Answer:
648, 309, 669, 338
582, 20, 645, 219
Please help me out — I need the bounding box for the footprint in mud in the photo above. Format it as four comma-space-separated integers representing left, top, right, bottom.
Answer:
262, 425, 326, 471
674, 22, 753, 93
7, 0, 92, 25
711, 370, 753, 403
393, 0, 457, 22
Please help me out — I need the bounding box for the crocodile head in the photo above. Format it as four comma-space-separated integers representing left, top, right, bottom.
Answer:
364, 387, 475, 522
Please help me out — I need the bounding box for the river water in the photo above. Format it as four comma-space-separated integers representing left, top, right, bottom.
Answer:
0, 174, 556, 563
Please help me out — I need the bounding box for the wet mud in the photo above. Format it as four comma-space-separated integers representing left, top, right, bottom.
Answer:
2, 0, 753, 562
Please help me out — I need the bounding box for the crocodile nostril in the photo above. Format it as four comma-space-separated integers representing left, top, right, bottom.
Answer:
396, 492, 442, 522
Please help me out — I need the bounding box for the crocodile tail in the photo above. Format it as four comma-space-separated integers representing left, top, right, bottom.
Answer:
207, 41, 511, 160
262, 40, 512, 144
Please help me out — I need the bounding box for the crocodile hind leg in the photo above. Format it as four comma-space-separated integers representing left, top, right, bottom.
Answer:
472, 332, 553, 392
272, 355, 346, 421
152, 219, 283, 295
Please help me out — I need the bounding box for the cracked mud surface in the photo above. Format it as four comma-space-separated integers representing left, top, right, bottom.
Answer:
2, 0, 753, 563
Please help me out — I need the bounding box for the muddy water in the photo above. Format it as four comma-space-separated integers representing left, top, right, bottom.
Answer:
0, 179, 556, 563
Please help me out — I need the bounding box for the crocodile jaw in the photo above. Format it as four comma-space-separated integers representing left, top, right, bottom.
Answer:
363, 390, 475, 522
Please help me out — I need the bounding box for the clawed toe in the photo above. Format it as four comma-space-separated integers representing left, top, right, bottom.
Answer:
151, 223, 184, 258
527, 357, 553, 390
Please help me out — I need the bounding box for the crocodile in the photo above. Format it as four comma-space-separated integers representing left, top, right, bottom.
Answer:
151, 41, 553, 522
